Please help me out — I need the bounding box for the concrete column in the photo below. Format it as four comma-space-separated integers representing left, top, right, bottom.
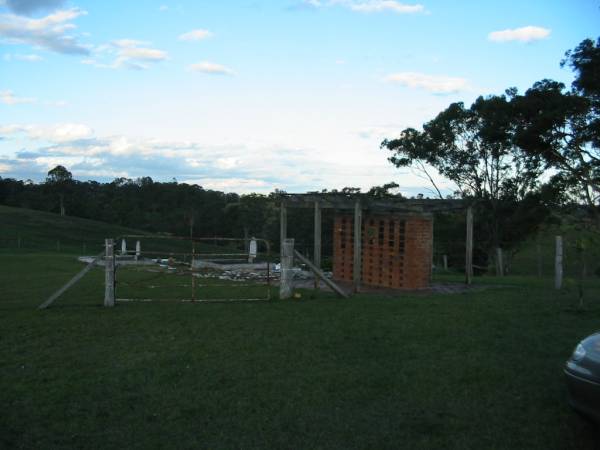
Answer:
248, 238, 257, 263
280, 238, 294, 299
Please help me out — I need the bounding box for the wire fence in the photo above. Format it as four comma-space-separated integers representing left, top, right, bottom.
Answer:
0, 235, 106, 255
433, 233, 600, 280
110, 236, 274, 303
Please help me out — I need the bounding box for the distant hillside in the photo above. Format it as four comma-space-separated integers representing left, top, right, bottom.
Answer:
0, 205, 148, 254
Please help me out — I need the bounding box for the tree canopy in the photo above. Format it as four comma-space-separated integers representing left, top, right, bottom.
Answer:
381, 36, 600, 254
46, 165, 73, 184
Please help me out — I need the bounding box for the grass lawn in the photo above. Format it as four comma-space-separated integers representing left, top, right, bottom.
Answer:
1, 251, 599, 449
1, 206, 599, 449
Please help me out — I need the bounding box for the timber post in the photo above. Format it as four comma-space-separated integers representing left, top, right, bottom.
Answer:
280, 238, 294, 299
465, 206, 473, 285
313, 201, 322, 290
555, 235, 563, 290
353, 199, 362, 293
496, 247, 504, 277
536, 239, 542, 277
280, 201, 287, 260
104, 238, 115, 307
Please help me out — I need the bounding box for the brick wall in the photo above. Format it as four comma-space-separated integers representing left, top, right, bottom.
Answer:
333, 213, 432, 289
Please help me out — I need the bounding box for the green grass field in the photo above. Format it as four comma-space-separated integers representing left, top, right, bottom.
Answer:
1, 206, 600, 449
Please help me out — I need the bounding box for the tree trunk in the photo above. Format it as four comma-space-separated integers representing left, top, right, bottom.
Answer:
59, 194, 65, 216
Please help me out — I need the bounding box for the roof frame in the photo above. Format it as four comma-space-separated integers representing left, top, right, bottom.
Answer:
280, 193, 465, 214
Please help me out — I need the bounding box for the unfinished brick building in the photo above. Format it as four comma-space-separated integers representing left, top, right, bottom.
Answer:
280, 193, 469, 294
333, 213, 433, 289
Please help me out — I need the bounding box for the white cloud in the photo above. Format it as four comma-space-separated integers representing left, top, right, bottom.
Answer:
384, 72, 468, 94
346, 1, 424, 13
0, 8, 90, 55
178, 29, 212, 41
303, 0, 424, 13
84, 39, 168, 70
0, 123, 93, 141
112, 39, 167, 68
44, 123, 93, 141
33, 155, 101, 172
185, 158, 203, 168
44, 99, 68, 107
302, 0, 323, 7
2, 122, 452, 195
488, 26, 551, 43
158, 5, 169, 11
183, 178, 270, 192
0, 162, 12, 173
356, 125, 403, 141
0, 89, 36, 105
4, 53, 44, 61
215, 157, 239, 169
0, 124, 22, 134
189, 61, 234, 75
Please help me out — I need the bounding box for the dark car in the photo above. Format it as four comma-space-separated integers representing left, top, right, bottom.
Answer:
565, 332, 600, 423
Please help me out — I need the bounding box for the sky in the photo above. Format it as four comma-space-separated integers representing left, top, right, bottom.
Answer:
0, 0, 599, 195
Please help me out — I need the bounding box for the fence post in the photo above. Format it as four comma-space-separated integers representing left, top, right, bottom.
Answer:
536, 239, 542, 277
495, 247, 504, 277
465, 206, 473, 285
248, 238, 257, 263
313, 201, 322, 291
442, 254, 448, 271
280, 238, 294, 299
135, 240, 141, 261
555, 235, 563, 290
353, 199, 362, 293
280, 201, 287, 252
104, 238, 115, 307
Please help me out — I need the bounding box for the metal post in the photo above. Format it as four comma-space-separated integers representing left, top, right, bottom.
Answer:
104, 238, 115, 307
